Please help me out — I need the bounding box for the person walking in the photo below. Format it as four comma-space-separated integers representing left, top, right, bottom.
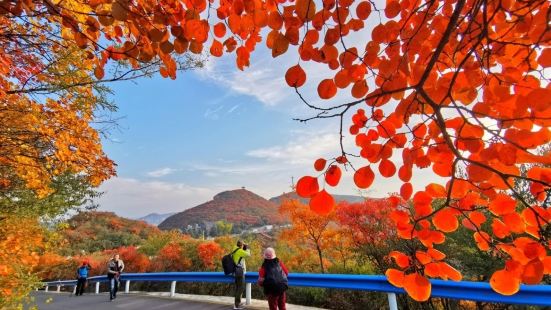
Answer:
258, 248, 289, 310
232, 240, 250, 310
107, 254, 125, 301
75, 261, 91, 296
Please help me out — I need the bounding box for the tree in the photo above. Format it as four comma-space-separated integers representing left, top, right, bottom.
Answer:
2, 0, 549, 303
279, 199, 338, 273
336, 198, 405, 273
197, 241, 225, 270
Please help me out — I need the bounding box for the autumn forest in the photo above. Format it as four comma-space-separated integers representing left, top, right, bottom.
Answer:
1, 0, 550, 308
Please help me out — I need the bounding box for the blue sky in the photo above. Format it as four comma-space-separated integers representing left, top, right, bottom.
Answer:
95, 37, 444, 218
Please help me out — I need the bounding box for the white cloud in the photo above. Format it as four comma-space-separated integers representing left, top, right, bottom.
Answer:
95, 177, 218, 218
246, 132, 341, 165
146, 167, 177, 178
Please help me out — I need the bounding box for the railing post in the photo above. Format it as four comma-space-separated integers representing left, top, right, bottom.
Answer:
73, 285, 77, 295
45, 286, 49, 292
170, 281, 176, 297
387, 293, 398, 310
95, 282, 100, 294
56, 285, 61, 293
246, 283, 251, 305
125, 280, 130, 294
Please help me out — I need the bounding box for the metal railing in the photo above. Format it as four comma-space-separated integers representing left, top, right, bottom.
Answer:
43, 272, 551, 309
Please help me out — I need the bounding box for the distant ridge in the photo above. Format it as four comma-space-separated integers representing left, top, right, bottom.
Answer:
269, 192, 365, 205
137, 212, 176, 226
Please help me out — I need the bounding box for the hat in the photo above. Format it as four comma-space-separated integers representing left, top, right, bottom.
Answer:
264, 247, 276, 259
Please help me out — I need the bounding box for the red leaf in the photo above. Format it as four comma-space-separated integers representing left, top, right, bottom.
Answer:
309, 189, 335, 214
296, 176, 319, 198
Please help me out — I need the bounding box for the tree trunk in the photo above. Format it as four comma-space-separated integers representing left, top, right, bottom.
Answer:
316, 244, 325, 273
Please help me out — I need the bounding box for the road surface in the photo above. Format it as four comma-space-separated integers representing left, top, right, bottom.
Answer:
29, 291, 239, 309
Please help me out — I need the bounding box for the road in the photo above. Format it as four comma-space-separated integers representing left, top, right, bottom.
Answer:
29, 292, 237, 310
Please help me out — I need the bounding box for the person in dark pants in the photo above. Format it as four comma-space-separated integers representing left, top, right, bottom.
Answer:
258, 248, 289, 310
107, 254, 125, 301
75, 261, 91, 296
231, 240, 250, 310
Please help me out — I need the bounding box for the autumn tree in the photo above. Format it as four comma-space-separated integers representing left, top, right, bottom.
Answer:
279, 199, 339, 273
197, 241, 225, 270
336, 198, 405, 273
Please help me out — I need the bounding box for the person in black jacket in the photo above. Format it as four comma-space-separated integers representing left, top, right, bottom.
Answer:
257, 248, 289, 310
106, 254, 125, 301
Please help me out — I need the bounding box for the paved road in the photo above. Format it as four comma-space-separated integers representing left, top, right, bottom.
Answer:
29, 292, 237, 310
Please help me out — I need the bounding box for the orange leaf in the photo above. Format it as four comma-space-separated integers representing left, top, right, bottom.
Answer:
314, 158, 326, 171
474, 231, 491, 251
522, 259, 544, 284
425, 183, 446, 198
295, 0, 316, 22
318, 79, 337, 99
439, 262, 462, 281
400, 182, 413, 200
356, 1, 371, 20
386, 269, 405, 288
427, 248, 446, 261
537, 48, 551, 67
490, 270, 520, 295
209, 40, 223, 57
296, 176, 319, 198
398, 165, 412, 182
354, 166, 374, 188
94, 66, 104, 80
403, 273, 431, 302
272, 32, 289, 57
415, 251, 432, 265
390, 251, 410, 268
213, 22, 226, 38
468, 211, 486, 226
325, 165, 341, 187
285, 65, 307, 88
384, 0, 401, 19
379, 159, 396, 178
491, 219, 511, 239
489, 194, 517, 215
432, 209, 459, 233
309, 189, 335, 215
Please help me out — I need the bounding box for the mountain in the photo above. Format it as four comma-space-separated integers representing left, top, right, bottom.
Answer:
138, 212, 176, 226
158, 189, 287, 232
61, 211, 160, 255
269, 192, 365, 205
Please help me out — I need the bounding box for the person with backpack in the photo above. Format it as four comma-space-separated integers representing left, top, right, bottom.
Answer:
75, 261, 91, 296
107, 253, 125, 301
231, 240, 250, 310
258, 248, 289, 310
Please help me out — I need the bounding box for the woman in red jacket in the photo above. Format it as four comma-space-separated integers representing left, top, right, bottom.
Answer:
258, 248, 289, 310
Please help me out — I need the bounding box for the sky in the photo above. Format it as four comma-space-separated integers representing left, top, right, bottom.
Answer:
94, 31, 445, 219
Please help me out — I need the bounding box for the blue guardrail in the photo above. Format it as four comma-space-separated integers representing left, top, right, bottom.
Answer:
45, 272, 551, 306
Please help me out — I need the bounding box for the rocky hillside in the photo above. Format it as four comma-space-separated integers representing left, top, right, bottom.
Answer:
158, 189, 287, 232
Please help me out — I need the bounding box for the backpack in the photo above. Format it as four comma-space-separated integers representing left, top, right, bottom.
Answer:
222, 248, 241, 276
262, 259, 288, 295
78, 266, 88, 278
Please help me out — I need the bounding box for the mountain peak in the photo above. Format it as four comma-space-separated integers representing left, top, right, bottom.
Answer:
158, 188, 286, 232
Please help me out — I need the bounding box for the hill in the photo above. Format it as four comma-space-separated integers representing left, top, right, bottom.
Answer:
158, 189, 286, 233
61, 211, 160, 255
137, 212, 176, 226
269, 192, 365, 205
